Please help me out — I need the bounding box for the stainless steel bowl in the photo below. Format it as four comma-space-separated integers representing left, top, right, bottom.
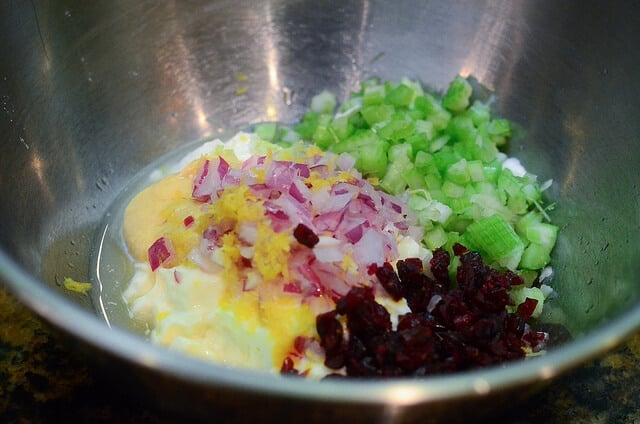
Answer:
1, 1, 639, 422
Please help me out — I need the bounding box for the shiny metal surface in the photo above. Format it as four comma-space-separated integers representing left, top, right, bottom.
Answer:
1, 0, 639, 422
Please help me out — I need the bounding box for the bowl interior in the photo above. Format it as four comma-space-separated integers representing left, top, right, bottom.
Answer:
1, 0, 640, 404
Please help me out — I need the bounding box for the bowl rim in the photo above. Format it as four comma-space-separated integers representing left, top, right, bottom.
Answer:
2, 248, 639, 404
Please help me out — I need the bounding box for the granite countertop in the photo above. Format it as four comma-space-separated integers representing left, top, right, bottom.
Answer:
2, 285, 639, 423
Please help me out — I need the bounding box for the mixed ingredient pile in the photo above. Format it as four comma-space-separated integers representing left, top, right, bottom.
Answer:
120, 76, 558, 378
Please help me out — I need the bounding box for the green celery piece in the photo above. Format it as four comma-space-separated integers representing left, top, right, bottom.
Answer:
515, 210, 544, 237
525, 222, 559, 247
361, 104, 395, 126
414, 150, 435, 170
423, 225, 448, 249
255, 122, 278, 142
464, 214, 525, 270
467, 160, 484, 182
384, 80, 396, 93
498, 169, 524, 200
429, 135, 449, 153
448, 195, 473, 215
442, 180, 465, 198
330, 129, 389, 178
424, 173, 443, 191
522, 182, 542, 203
348, 110, 368, 129
467, 101, 491, 126
447, 115, 478, 145
360, 76, 381, 92
356, 142, 390, 179
406, 133, 430, 156
488, 119, 512, 137
433, 148, 462, 174
311, 115, 335, 149
278, 127, 300, 144
402, 167, 427, 190
483, 160, 502, 183
380, 155, 413, 194
400, 77, 425, 98
331, 115, 355, 140
414, 94, 451, 131
447, 217, 473, 234
469, 192, 517, 224
295, 112, 320, 140
442, 76, 472, 112
385, 83, 414, 108
446, 158, 471, 185
519, 242, 552, 270
378, 116, 416, 142
414, 120, 435, 140
517, 269, 539, 287
488, 119, 511, 146
388, 143, 413, 162
506, 191, 529, 215
363, 84, 386, 106
407, 109, 425, 120
310, 90, 337, 114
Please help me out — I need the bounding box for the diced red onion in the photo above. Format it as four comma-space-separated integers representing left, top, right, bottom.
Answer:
148, 237, 174, 271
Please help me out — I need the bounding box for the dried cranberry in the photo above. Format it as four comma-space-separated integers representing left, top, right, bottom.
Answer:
516, 297, 539, 320
375, 262, 403, 300
429, 248, 451, 287
293, 223, 319, 248
287, 243, 550, 378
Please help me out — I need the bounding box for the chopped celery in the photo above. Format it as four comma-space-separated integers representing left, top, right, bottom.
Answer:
378, 116, 416, 142
355, 142, 390, 179
463, 214, 525, 270
311, 115, 335, 149
388, 143, 413, 162
363, 84, 386, 106
385, 83, 415, 107
446, 159, 471, 185
331, 129, 389, 178
310, 90, 336, 114
406, 133, 430, 155
295, 112, 320, 140
442, 180, 465, 198
380, 154, 413, 194
520, 242, 552, 270
488, 119, 512, 137
255, 122, 278, 142
296, 75, 557, 276
402, 168, 428, 190
423, 225, 448, 249
361, 104, 394, 126
415, 120, 436, 140
525, 222, 558, 247
467, 101, 491, 126
331, 115, 355, 140
442, 76, 472, 112
414, 151, 435, 170
414, 94, 451, 131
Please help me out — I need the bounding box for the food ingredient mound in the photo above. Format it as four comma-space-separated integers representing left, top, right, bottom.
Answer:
283, 244, 547, 378
120, 76, 558, 378
122, 132, 427, 373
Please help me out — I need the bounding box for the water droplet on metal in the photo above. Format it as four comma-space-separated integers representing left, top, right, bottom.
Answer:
282, 87, 293, 106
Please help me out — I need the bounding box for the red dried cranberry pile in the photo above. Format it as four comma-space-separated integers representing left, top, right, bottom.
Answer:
283, 243, 547, 378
